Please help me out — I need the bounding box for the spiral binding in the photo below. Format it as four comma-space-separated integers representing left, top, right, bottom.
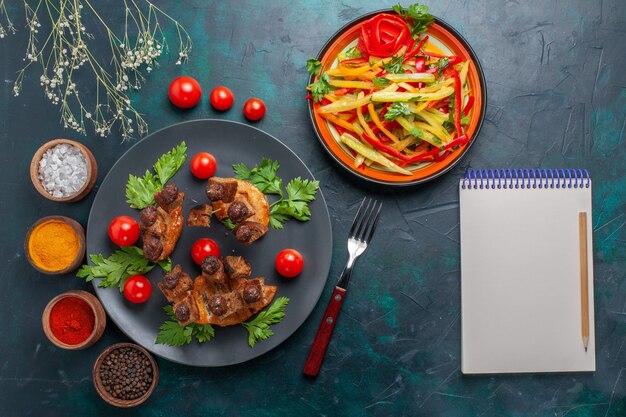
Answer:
461, 169, 591, 190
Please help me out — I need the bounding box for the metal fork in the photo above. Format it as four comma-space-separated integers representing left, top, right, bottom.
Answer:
303, 198, 383, 377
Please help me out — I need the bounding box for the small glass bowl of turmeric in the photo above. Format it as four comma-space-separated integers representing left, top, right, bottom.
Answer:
25, 216, 86, 275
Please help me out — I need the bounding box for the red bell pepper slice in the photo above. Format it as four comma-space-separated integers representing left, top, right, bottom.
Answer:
463, 95, 475, 116
422, 51, 462, 66
415, 57, 426, 72
449, 68, 463, 137
340, 58, 368, 66
333, 88, 354, 97
398, 135, 470, 166
361, 133, 408, 161
404, 35, 429, 61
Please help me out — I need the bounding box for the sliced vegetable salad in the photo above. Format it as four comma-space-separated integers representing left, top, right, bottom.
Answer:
306, 3, 475, 175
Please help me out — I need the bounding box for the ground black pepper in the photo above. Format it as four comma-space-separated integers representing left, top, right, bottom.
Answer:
99, 347, 153, 401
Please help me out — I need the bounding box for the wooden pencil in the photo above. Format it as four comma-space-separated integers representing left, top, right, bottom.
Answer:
579, 212, 589, 352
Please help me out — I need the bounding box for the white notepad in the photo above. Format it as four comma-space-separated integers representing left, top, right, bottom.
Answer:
459, 169, 595, 374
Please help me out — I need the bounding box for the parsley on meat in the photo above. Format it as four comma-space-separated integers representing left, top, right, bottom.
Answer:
393, 3, 435, 36
242, 297, 289, 347
307, 72, 330, 102
125, 171, 160, 210
269, 177, 320, 229
234, 159, 320, 229
306, 58, 322, 76
233, 158, 283, 195
382, 54, 405, 74
155, 306, 215, 346
125, 141, 188, 209
76, 246, 171, 291
385, 102, 412, 121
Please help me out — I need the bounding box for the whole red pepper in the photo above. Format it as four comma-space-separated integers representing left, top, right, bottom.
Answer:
358, 14, 412, 57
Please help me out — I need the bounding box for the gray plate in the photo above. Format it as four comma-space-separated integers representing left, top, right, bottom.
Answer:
87, 119, 333, 367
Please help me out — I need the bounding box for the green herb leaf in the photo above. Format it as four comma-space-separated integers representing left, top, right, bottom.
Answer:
232, 160, 319, 229
384, 102, 412, 121
221, 218, 236, 230
344, 46, 362, 59
308, 72, 330, 102
373, 77, 391, 88
241, 297, 289, 347
461, 115, 470, 125
153, 142, 188, 187
155, 306, 215, 346
382, 54, 405, 74
408, 95, 424, 103
409, 127, 424, 138
437, 57, 450, 74
125, 171, 160, 209
125, 141, 187, 209
76, 246, 169, 291
155, 320, 192, 346
269, 177, 320, 229
306, 58, 322, 76
393, 3, 435, 36
233, 158, 283, 196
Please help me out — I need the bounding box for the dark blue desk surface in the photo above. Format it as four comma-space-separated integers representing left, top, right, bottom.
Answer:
1, 1, 625, 416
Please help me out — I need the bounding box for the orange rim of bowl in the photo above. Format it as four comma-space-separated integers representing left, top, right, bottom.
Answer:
308, 11, 487, 186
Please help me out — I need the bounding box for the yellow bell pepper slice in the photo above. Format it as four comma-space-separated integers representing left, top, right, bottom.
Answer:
340, 133, 412, 175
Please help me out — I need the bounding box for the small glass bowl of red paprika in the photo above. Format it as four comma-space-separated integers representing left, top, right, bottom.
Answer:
42, 290, 106, 350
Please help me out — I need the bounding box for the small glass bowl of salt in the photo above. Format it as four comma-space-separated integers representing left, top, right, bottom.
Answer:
30, 139, 97, 202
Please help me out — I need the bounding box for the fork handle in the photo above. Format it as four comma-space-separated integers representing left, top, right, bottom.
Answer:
303, 286, 347, 377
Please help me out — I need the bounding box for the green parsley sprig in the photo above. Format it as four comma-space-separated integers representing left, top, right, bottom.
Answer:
308, 72, 330, 102
382, 54, 405, 74
393, 3, 435, 37
125, 141, 188, 209
344, 46, 361, 59
76, 246, 171, 292
234, 158, 320, 229
385, 102, 412, 121
373, 77, 391, 88
242, 297, 290, 347
306, 58, 322, 76
155, 306, 215, 346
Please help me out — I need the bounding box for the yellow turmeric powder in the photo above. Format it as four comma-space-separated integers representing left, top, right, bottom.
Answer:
28, 220, 79, 271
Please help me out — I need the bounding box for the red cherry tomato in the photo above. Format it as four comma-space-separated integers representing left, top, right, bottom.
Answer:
108, 216, 140, 247
168, 76, 202, 108
275, 249, 304, 278
123, 275, 152, 304
243, 98, 266, 121
190, 152, 217, 179
210, 86, 234, 111
191, 238, 221, 265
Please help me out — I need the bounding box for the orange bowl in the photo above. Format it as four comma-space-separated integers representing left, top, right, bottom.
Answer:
308, 10, 486, 186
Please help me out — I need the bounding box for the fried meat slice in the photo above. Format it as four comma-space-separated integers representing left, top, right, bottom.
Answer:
157, 264, 193, 303
140, 184, 184, 262
186, 203, 212, 227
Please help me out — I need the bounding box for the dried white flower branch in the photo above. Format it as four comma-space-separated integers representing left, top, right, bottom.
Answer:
1, 0, 192, 140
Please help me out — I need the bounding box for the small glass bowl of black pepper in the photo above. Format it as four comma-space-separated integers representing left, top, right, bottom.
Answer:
93, 342, 159, 407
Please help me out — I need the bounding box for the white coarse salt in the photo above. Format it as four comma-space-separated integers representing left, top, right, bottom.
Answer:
38, 143, 88, 198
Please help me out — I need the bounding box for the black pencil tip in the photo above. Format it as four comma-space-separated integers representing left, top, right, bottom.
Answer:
585, 347, 588, 352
